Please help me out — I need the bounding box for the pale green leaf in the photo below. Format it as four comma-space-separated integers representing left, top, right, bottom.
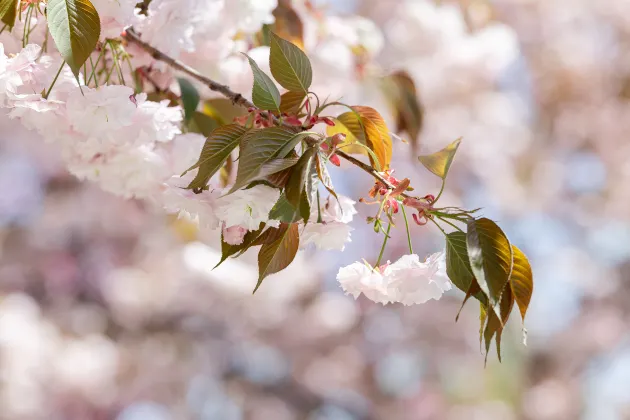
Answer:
244, 53, 281, 111
230, 127, 307, 192
47, 0, 101, 75
183, 124, 248, 190
214, 223, 265, 269
269, 32, 312, 93
418, 138, 461, 179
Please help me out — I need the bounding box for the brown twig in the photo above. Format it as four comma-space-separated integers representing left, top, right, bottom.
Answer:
123, 26, 409, 198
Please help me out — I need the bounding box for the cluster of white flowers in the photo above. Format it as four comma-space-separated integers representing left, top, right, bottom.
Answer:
301, 195, 357, 251
336, 252, 452, 305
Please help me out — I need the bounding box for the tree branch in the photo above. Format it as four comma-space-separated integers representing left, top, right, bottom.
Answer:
123, 26, 410, 198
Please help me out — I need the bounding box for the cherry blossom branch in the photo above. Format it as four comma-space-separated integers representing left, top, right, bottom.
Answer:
122, 26, 409, 198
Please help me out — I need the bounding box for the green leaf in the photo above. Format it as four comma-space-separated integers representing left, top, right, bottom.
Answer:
256, 223, 300, 292
466, 218, 514, 316
177, 78, 200, 122
230, 127, 306, 192
188, 111, 220, 137
332, 106, 392, 170
244, 53, 281, 111
280, 91, 306, 114
46, 0, 101, 75
445, 231, 475, 294
418, 138, 461, 179
510, 245, 533, 323
215, 223, 266, 269
0, 0, 18, 27
183, 124, 248, 190
269, 193, 302, 223
269, 32, 312, 93
285, 147, 316, 208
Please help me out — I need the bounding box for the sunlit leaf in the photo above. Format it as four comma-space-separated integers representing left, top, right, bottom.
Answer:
332, 106, 392, 170
177, 78, 200, 122
46, 0, 101, 75
230, 127, 306, 192
280, 91, 306, 114
466, 218, 514, 316
382, 71, 424, 154
418, 138, 461, 179
244, 53, 281, 111
0, 0, 18, 27
510, 245, 533, 323
256, 223, 300, 292
269, 32, 312, 94
183, 124, 248, 190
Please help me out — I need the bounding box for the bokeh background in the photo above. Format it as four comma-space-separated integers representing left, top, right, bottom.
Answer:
2, 0, 630, 419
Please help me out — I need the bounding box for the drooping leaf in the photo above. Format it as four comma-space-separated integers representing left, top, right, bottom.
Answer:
183, 124, 248, 190
285, 147, 316, 208
382, 71, 424, 154
188, 111, 220, 137
256, 223, 300, 292
244, 53, 281, 112
315, 152, 338, 201
269, 193, 302, 223
418, 138, 461, 179
0, 0, 18, 27
446, 231, 476, 293
483, 285, 514, 363
177, 78, 200, 122
332, 106, 392, 170
215, 223, 266, 268
280, 91, 307, 114
46, 0, 101, 75
510, 245, 533, 323
271, 0, 304, 49
269, 32, 312, 94
230, 127, 307, 192
466, 218, 514, 314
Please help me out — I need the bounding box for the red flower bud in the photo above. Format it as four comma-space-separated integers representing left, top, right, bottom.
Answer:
329, 154, 341, 167
322, 117, 335, 126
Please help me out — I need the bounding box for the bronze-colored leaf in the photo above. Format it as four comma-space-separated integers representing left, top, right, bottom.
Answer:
483, 286, 514, 364
256, 223, 300, 292
382, 71, 424, 155
510, 245, 533, 323
271, 0, 304, 49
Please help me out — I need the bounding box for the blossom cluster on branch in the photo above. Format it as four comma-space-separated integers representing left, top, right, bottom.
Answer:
0, 0, 534, 361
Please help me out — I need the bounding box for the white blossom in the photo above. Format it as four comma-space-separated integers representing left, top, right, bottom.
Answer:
215, 185, 280, 231
387, 252, 452, 305
301, 221, 353, 251
66, 85, 136, 137
336, 261, 392, 304
90, 0, 140, 39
